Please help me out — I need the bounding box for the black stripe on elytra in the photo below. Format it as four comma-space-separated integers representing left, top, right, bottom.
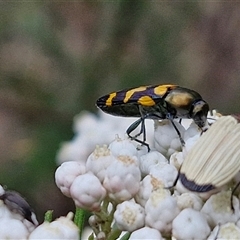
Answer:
179, 173, 215, 192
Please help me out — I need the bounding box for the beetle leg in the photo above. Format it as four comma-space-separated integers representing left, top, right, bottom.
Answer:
165, 113, 185, 146
170, 119, 185, 146
126, 118, 143, 138
131, 137, 150, 152
231, 181, 240, 211
126, 116, 150, 151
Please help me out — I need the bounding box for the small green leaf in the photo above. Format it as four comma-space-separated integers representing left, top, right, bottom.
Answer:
44, 210, 53, 222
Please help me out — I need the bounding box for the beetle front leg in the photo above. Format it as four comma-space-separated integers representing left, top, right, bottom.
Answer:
126, 117, 150, 151
126, 118, 145, 139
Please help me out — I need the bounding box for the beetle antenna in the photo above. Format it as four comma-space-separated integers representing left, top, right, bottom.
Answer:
207, 117, 216, 122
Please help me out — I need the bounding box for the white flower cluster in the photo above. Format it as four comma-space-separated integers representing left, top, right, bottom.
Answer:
56, 111, 154, 165
0, 186, 79, 239
55, 110, 240, 239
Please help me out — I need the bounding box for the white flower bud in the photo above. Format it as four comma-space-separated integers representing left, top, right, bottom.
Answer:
55, 161, 86, 197
201, 191, 240, 228
154, 119, 184, 159
86, 145, 114, 182
183, 121, 201, 143
149, 162, 178, 188
70, 173, 106, 211
176, 192, 203, 211
139, 151, 168, 176
108, 136, 138, 157
145, 188, 179, 234
169, 151, 184, 171
56, 138, 89, 164
208, 223, 240, 239
129, 227, 163, 239
103, 155, 141, 202
179, 118, 193, 129
74, 111, 115, 145
172, 208, 210, 240
136, 145, 149, 158
73, 111, 99, 134
29, 212, 79, 239
114, 200, 145, 232
135, 175, 165, 207
0, 199, 16, 219
0, 218, 29, 239
183, 132, 201, 155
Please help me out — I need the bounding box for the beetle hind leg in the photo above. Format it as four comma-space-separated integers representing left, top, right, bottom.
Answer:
167, 117, 185, 146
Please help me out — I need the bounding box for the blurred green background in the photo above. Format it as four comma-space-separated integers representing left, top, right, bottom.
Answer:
0, 1, 240, 222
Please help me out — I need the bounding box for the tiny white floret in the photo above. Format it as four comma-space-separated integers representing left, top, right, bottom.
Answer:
176, 192, 203, 211
135, 175, 165, 207
103, 155, 141, 202
145, 188, 179, 235
208, 222, 240, 239
129, 227, 163, 239
0, 218, 29, 239
29, 212, 79, 239
114, 200, 145, 232
139, 151, 168, 176
201, 191, 240, 228
70, 173, 106, 211
149, 162, 178, 188
172, 208, 210, 240
108, 136, 138, 157
86, 145, 114, 182
55, 161, 86, 197
154, 119, 184, 159
169, 151, 184, 171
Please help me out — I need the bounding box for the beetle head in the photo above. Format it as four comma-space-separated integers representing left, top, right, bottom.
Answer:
190, 100, 209, 128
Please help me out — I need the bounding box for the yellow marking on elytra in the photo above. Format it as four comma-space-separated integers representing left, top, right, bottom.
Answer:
154, 84, 176, 96
124, 86, 147, 103
106, 92, 117, 106
167, 92, 193, 108
138, 96, 155, 106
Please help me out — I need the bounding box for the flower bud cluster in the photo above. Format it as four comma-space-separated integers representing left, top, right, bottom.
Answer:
56, 111, 154, 165
55, 110, 240, 239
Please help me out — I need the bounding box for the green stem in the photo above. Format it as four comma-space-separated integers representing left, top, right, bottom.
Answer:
120, 232, 131, 240
108, 228, 122, 240
74, 207, 86, 240
103, 200, 117, 235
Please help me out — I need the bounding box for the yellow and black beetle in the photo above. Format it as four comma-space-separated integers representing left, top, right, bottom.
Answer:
96, 84, 209, 150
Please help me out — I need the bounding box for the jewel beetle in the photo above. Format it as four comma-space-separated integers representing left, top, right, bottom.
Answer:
96, 84, 209, 150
